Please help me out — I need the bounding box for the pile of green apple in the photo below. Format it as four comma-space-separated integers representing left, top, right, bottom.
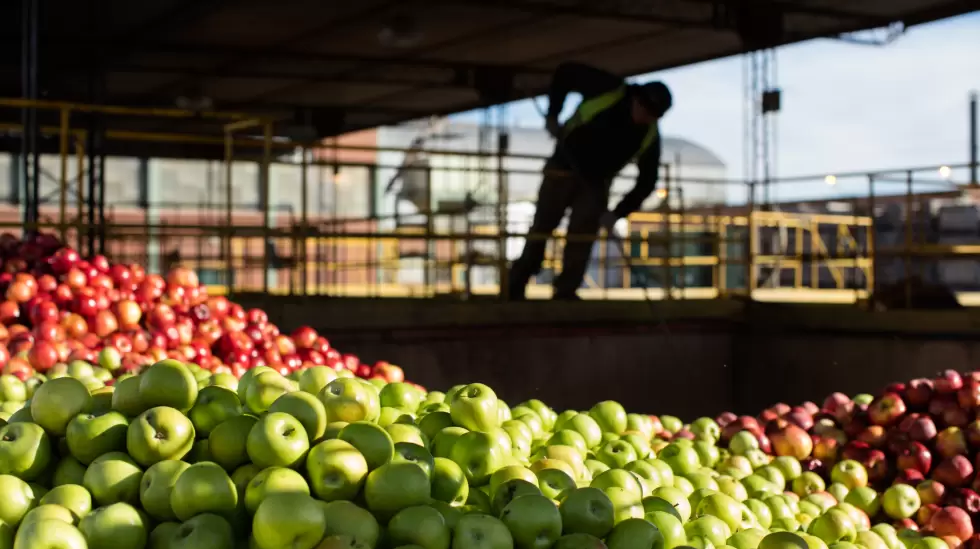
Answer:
0, 359, 960, 549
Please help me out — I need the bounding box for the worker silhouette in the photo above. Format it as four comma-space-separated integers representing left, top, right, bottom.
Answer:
509, 62, 672, 301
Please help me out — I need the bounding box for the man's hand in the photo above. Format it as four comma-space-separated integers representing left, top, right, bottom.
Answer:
599, 211, 619, 234
545, 115, 562, 138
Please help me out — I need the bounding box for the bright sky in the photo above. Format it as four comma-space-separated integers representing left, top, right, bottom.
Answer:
455, 12, 980, 202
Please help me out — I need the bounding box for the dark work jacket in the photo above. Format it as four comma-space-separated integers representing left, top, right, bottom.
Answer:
546, 62, 662, 218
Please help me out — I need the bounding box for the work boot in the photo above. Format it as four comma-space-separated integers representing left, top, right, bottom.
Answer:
552, 290, 581, 301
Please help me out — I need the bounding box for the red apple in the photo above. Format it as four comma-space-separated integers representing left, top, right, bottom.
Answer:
933, 455, 974, 488
931, 506, 975, 540
27, 340, 58, 372
897, 441, 933, 475
918, 480, 946, 506
869, 392, 907, 426
946, 488, 980, 515
918, 504, 941, 527
937, 370, 965, 394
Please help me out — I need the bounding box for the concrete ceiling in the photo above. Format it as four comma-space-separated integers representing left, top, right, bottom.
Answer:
0, 0, 976, 145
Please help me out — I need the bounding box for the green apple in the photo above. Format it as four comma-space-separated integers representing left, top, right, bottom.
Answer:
692, 441, 720, 469
728, 528, 766, 549
30, 377, 92, 436
548, 430, 589, 456
452, 513, 514, 549
500, 494, 563, 549
65, 410, 128, 465
78, 502, 147, 549
844, 486, 880, 517
659, 444, 700, 476
82, 452, 143, 506
269, 391, 327, 443
606, 486, 644, 523
126, 406, 195, 466
564, 414, 603, 450
647, 511, 687, 549
419, 412, 455, 444
111, 376, 145, 418
252, 493, 327, 549
588, 401, 627, 435
741, 475, 777, 499
380, 383, 424, 412
431, 457, 469, 505
520, 400, 557, 432
449, 383, 499, 432
696, 493, 744, 532
871, 524, 902, 549
830, 461, 867, 490
690, 418, 720, 441
305, 438, 369, 501
492, 479, 542, 516
592, 469, 643, 499
12, 518, 87, 549
744, 499, 773, 530
641, 496, 682, 522
165, 513, 235, 549
0, 474, 36, 525
0, 421, 51, 480
715, 476, 747, 502
244, 466, 310, 515
758, 532, 808, 549
393, 441, 435, 478
188, 386, 243, 438
244, 371, 293, 415
467, 489, 495, 516
729, 433, 759, 456
170, 461, 237, 520
387, 423, 426, 446
246, 412, 310, 469
559, 487, 615, 538
237, 366, 275, 402
827, 483, 849, 503
39, 484, 92, 521
881, 484, 920, 520
515, 413, 545, 440
772, 457, 803, 481
0, 375, 26, 402
209, 415, 258, 471
651, 487, 692, 522
319, 378, 381, 423
20, 504, 75, 527
536, 467, 577, 500
320, 500, 381, 548
209, 372, 238, 392
52, 456, 87, 487
856, 530, 890, 549
338, 421, 394, 471
586, 460, 611, 480
807, 509, 856, 544
912, 538, 948, 549
488, 465, 538, 497
595, 440, 639, 469
318, 534, 371, 549
388, 505, 451, 549
139, 459, 190, 521
685, 516, 731, 548
687, 473, 720, 493
535, 445, 588, 483
449, 431, 507, 486
792, 472, 825, 496
298, 366, 338, 396
138, 359, 199, 413
364, 462, 431, 521
89, 388, 115, 415
755, 466, 786, 491
607, 517, 665, 549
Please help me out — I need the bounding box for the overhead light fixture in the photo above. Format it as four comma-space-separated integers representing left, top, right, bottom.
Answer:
824, 175, 837, 186
378, 14, 423, 49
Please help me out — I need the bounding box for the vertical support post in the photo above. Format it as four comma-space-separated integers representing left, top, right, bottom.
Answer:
747, 181, 757, 296
97, 149, 106, 253
86, 119, 98, 256
58, 108, 71, 240
868, 174, 877, 305
663, 165, 673, 300
423, 166, 433, 296
904, 170, 913, 309
970, 91, 977, 186
497, 131, 509, 300
300, 146, 309, 295
75, 134, 85, 251
223, 130, 234, 293
261, 122, 273, 294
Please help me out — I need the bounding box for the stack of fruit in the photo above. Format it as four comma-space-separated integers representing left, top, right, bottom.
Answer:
0, 232, 401, 383
0, 354, 975, 549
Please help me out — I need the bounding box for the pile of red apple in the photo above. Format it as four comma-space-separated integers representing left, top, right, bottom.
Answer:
0, 232, 403, 384
713, 369, 980, 545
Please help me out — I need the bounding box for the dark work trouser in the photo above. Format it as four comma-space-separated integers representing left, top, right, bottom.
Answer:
508, 171, 610, 299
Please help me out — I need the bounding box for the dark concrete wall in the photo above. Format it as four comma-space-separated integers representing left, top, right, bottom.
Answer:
233, 294, 980, 419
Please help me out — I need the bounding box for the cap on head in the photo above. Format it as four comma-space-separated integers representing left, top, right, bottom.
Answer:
636, 81, 672, 117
